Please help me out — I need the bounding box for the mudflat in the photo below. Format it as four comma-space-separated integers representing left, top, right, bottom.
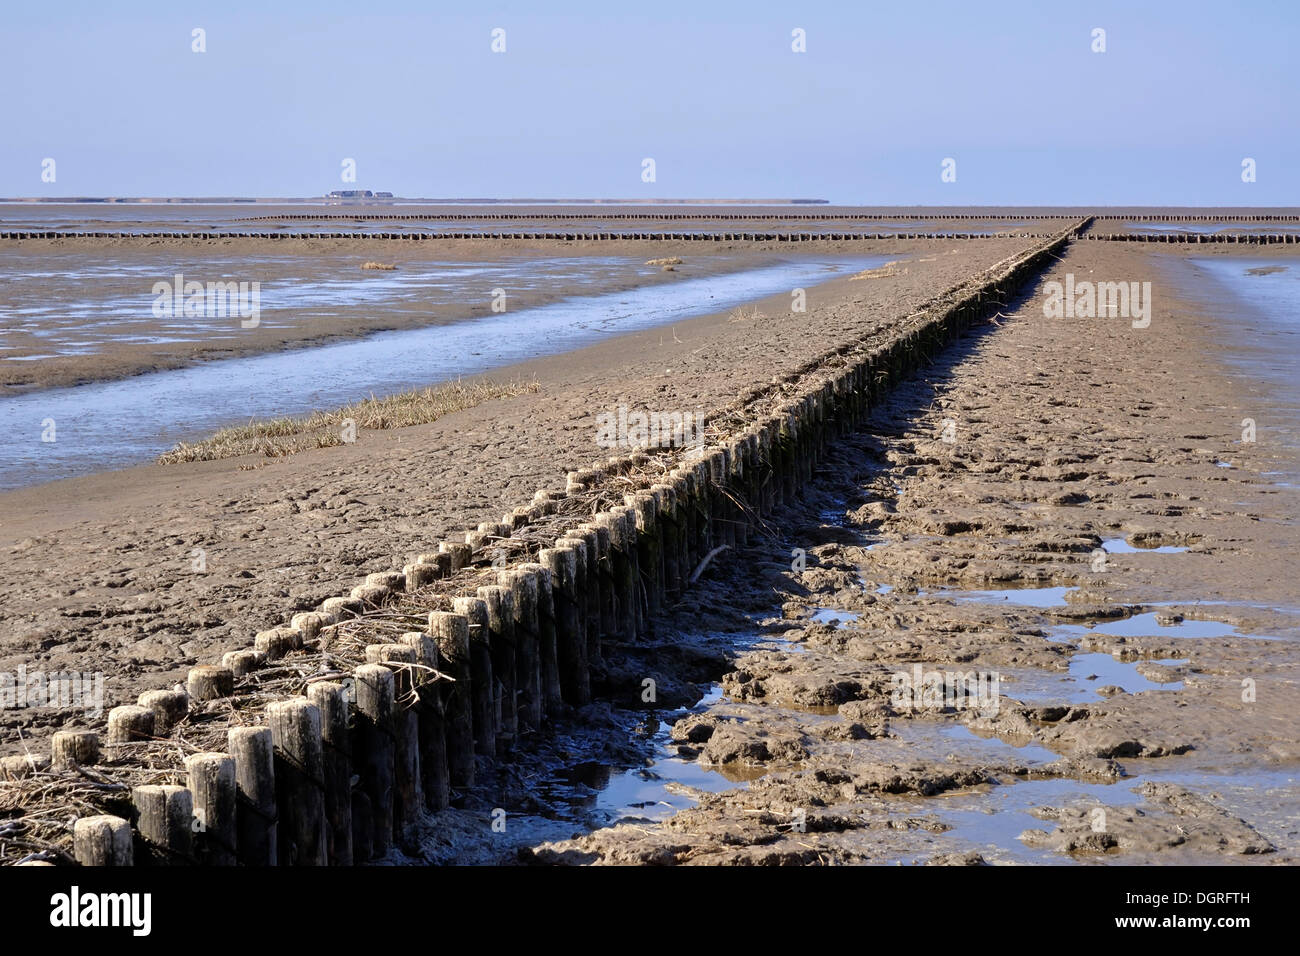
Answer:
0, 237, 1030, 752
515, 241, 1300, 864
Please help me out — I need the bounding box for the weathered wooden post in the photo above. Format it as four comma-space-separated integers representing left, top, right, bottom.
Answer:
428, 612, 475, 789
306, 681, 353, 866
453, 596, 496, 756
187, 665, 235, 701
499, 569, 543, 732
594, 511, 634, 641
626, 492, 662, 618
478, 585, 517, 751
51, 730, 99, 771
726, 439, 748, 548
228, 726, 276, 865
268, 698, 328, 865
137, 689, 189, 734
354, 663, 396, 858
398, 631, 450, 811
367, 645, 423, 831
106, 705, 155, 760
186, 752, 237, 866
519, 562, 562, 715
708, 448, 734, 551
554, 534, 590, 666
133, 784, 193, 865
540, 544, 589, 704
652, 483, 682, 601
579, 522, 617, 640
73, 815, 133, 867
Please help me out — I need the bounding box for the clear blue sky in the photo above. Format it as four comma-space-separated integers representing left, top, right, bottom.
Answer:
4, 0, 1296, 204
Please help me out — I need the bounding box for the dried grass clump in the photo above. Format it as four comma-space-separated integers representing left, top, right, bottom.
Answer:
645, 256, 683, 266
728, 305, 766, 323
849, 261, 909, 281
158, 379, 540, 464
361, 261, 398, 271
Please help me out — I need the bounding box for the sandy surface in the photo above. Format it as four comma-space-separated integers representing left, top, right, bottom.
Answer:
0, 237, 1032, 753
505, 240, 1300, 865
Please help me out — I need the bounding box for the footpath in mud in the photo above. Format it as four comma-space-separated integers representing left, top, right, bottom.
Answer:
423, 240, 1299, 866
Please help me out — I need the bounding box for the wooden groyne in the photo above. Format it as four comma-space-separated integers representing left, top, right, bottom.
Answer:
0, 230, 1052, 242
0, 221, 1090, 867
1081, 232, 1299, 244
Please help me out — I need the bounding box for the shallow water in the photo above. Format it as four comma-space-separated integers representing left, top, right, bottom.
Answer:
0, 256, 882, 489
924, 585, 1076, 607
1101, 537, 1187, 554
1054, 613, 1252, 640
0, 255, 669, 358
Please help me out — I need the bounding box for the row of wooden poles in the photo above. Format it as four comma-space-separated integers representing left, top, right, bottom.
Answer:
1082, 232, 1300, 243
233, 212, 1300, 222
26, 223, 1083, 868
0, 231, 1048, 242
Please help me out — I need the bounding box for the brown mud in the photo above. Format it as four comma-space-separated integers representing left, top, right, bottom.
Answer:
511, 240, 1300, 865
0, 238, 1030, 754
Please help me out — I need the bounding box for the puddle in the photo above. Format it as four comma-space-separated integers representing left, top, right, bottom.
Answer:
938, 777, 1142, 863
810, 608, 861, 627
0, 255, 885, 489
1067, 652, 1184, 695
939, 724, 1059, 764
1101, 538, 1188, 554
537, 682, 753, 827
1055, 612, 1252, 640
923, 585, 1075, 608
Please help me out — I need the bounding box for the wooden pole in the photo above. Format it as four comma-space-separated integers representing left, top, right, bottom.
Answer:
353, 663, 396, 858
452, 596, 496, 756
306, 681, 353, 866
571, 527, 603, 661
187, 665, 235, 701
539, 544, 589, 704
498, 570, 542, 733
228, 726, 276, 865
651, 483, 681, 602
478, 585, 517, 752
50, 730, 99, 770
368, 645, 423, 835
553, 534, 590, 677
399, 631, 449, 811
137, 689, 189, 734
580, 522, 617, 640
106, 705, 155, 760
185, 751, 237, 866
593, 511, 632, 641
73, 815, 133, 866
626, 492, 662, 619
132, 784, 193, 865
427, 612, 475, 790
268, 698, 328, 865
518, 562, 562, 715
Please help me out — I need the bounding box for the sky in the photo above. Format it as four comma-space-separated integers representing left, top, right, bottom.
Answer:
3, 0, 1297, 205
